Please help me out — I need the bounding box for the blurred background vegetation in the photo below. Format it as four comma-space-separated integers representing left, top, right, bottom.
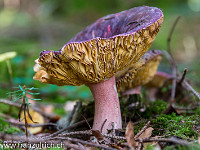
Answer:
0, 0, 200, 105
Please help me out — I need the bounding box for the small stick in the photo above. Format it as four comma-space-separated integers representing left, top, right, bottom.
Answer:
101, 119, 107, 133
59, 130, 126, 140
6, 59, 14, 114
81, 115, 92, 129
135, 137, 193, 146
173, 105, 197, 110
178, 68, 188, 85
59, 130, 92, 137
163, 52, 200, 101
0, 99, 55, 119
44, 117, 93, 139
51, 137, 117, 150
137, 140, 143, 150
3, 118, 58, 128
102, 134, 126, 140
167, 16, 181, 55
166, 16, 181, 103
170, 66, 177, 103
135, 121, 151, 138
183, 81, 200, 100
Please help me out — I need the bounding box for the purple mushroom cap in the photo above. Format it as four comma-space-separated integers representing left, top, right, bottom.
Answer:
70, 6, 163, 42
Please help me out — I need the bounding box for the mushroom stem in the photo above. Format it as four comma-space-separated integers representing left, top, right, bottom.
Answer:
88, 76, 122, 133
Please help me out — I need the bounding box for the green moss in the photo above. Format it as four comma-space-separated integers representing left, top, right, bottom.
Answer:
152, 113, 199, 139
141, 99, 168, 118
194, 106, 200, 115
164, 144, 200, 150
144, 144, 157, 150
0, 117, 20, 134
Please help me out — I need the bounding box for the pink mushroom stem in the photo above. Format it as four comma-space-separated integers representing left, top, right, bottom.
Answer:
88, 76, 122, 133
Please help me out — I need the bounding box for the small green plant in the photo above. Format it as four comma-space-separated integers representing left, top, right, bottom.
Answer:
8, 85, 41, 137
10, 85, 41, 103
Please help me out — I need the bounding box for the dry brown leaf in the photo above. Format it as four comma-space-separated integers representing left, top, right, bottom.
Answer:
92, 130, 104, 141
125, 121, 136, 149
139, 127, 154, 149
21, 109, 44, 134
139, 127, 154, 139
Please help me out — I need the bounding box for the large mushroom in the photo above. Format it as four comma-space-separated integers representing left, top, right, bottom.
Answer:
33, 6, 163, 133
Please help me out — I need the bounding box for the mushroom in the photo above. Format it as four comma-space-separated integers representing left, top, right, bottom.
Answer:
116, 50, 163, 93
145, 71, 172, 88
33, 6, 163, 133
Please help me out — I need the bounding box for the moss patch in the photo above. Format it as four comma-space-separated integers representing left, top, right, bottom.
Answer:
152, 113, 200, 139
0, 117, 21, 134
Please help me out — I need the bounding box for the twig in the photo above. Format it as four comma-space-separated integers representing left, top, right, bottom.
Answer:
0, 133, 116, 150
59, 130, 92, 137
182, 81, 200, 100
58, 129, 126, 140
44, 117, 93, 139
102, 134, 126, 140
167, 16, 181, 103
64, 141, 85, 150
137, 141, 143, 150
173, 105, 197, 110
171, 67, 177, 102
135, 137, 193, 146
167, 16, 181, 55
0, 99, 55, 119
101, 119, 107, 133
135, 121, 151, 138
178, 68, 188, 85
51, 137, 117, 150
3, 118, 58, 127
165, 16, 200, 102
0, 113, 12, 119
81, 115, 92, 129
6, 59, 14, 115
163, 53, 200, 101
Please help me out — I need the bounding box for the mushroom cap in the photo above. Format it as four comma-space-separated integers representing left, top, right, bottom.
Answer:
20, 109, 44, 134
34, 6, 163, 86
116, 50, 163, 92
0, 51, 17, 62
145, 71, 172, 88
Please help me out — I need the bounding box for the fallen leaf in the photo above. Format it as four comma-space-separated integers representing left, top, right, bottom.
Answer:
92, 130, 104, 141
138, 127, 154, 149
125, 121, 136, 149
21, 109, 44, 134
139, 127, 154, 139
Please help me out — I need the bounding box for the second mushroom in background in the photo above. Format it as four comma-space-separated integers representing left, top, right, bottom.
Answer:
116, 50, 163, 95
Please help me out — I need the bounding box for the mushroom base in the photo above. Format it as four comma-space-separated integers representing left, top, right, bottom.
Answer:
88, 76, 122, 133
